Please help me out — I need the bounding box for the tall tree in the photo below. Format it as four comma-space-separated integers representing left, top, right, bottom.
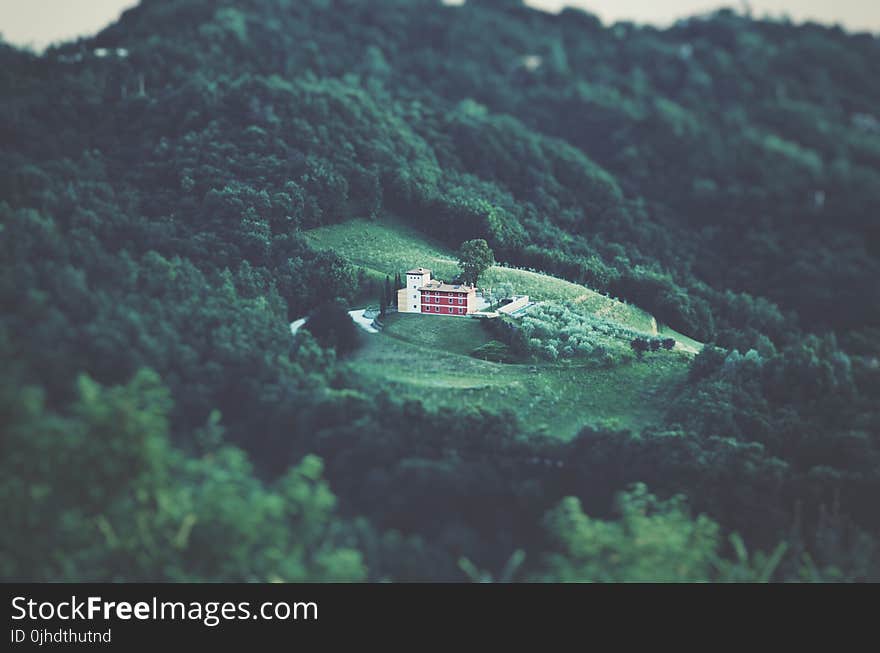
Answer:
457, 239, 495, 287
384, 275, 393, 307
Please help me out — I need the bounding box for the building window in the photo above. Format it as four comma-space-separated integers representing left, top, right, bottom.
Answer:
458, 307, 463, 314
413, 305, 417, 309
458, 297, 463, 304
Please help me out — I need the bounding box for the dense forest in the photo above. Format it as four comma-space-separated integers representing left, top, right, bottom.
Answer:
2, 0, 879, 581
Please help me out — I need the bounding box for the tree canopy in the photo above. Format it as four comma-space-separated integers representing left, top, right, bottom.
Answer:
458, 239, 495, 287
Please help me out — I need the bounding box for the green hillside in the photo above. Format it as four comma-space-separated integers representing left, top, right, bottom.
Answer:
348, 313, 690, 438
304, 216, 694, 435
4, 0, 879, 582
305, 218, 657, 332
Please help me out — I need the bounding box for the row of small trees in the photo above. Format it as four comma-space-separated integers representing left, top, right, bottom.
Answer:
379, 272, 404, 315
630, 337, 676, 359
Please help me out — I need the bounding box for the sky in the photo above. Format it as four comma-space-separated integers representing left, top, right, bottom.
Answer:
530, 0, 880, 32
0, 0, 877, 50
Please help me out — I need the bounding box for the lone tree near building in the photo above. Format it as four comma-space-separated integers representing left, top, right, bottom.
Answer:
457, 239, 495, 287
384, 275, 394, 307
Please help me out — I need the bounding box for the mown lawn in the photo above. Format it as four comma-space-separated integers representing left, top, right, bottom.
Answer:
380, 312, 492, 356
305, 217, 460, 280
346, 313, 691, 439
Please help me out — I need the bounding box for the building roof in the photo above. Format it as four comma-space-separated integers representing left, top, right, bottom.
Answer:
418, 280, 474, 293
406, 267, 431, 275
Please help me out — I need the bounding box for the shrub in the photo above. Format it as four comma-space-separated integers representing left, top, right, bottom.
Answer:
302, 301, 361, 355
470, 340, 517, 363
515, 302, 649, 362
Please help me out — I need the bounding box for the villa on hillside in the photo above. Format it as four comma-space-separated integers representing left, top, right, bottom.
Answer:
396, 267, 531, 318
397, 268, 477, 316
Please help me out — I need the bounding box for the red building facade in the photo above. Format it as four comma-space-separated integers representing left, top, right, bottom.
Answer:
399, 268, 477, 316
420, 288, 471, 315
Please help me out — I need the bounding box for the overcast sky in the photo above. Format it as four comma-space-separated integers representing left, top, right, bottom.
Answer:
1, 0, 877, 50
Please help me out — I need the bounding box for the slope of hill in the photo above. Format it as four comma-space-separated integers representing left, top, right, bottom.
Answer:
79, 0, 880, 338
2, 0, 879, 581
305, 217, 705, 352
303, 217, 696, 436
305, 217, 657, 331
347, 312, 690, 438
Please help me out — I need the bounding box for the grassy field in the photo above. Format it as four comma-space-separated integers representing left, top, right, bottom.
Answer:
305, 218, 657, 333
307, 218, 699, 436
347, 313, 691, 439
380, 312, 492, 356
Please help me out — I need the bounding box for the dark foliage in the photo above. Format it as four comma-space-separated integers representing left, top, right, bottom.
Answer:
302, 302, 361, 355
2, 0, 879, 581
